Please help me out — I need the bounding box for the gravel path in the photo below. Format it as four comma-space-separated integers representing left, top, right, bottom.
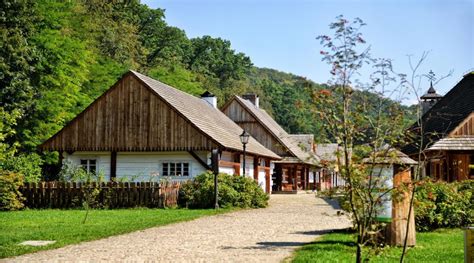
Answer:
5, 193, 350, 263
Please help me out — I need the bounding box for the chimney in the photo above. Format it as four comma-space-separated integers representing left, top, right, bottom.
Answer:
201, 91, 217, 108
242, 93, 259, 108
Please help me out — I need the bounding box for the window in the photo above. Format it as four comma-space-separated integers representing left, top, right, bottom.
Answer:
162, 162, 190, 176
80, 159, 96, 173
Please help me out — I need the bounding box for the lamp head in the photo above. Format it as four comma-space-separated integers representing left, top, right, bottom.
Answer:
240, 130, 250, 145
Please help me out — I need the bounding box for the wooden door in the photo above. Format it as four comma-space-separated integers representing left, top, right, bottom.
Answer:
449, 154, 469, 181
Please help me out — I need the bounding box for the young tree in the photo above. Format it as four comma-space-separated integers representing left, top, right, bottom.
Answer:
314, 16, 410, 262
60, 161, 104, 224
399, 54, 452, 262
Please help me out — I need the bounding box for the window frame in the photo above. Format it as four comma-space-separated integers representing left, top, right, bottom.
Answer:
80, 159, 97, 174
162, 161, 190, 177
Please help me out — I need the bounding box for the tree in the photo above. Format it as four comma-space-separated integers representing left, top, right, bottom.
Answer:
189, 36, 252, 85
399, 53, 452, 262
0, 0, 40, 147
314, 16, 409, 262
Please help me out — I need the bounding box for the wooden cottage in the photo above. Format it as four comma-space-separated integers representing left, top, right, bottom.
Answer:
313, 143, 345, 190
40, 71, 280, 193
404, 72, 474, 181
221, 94, 320, 192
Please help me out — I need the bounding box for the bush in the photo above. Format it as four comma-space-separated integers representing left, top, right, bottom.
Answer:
1, 153, 43, 183
414, 179, 473, 231
179, 172, 269, 209
0, 170, 25, 211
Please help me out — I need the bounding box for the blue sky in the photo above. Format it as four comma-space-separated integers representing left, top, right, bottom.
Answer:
143, 0, 473, 104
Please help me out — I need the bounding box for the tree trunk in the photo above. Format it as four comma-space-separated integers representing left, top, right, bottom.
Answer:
356, 242, 362, 263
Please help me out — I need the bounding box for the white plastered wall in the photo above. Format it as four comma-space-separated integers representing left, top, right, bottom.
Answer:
63, 151, 208, 182
63, 150, 272, 193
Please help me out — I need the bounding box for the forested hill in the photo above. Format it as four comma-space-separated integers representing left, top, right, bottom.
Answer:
1, 0, 413, 165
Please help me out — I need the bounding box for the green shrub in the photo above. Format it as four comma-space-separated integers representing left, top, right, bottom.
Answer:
414, 179, 473, 231
1, 153, 43, 183
179, 172, 269, 209
0, 170, 25, 211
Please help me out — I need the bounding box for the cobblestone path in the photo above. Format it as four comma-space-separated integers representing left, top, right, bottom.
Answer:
6, 193, 350, 263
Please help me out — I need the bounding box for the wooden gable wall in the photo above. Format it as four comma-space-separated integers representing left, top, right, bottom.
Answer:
222, 100, 289, 156
41, 74, 218, 152
449, 112, 474, 137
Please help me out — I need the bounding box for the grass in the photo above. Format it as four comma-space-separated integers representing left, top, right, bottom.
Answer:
0, 208, 231, 258
292, 228, 464, 262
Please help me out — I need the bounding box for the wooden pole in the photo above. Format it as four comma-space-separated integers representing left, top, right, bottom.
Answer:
110, 151, 117, 181
386, 166, 416, 246
265, 159, 271, 194
293, 167, 297, 191
211, 149, 219, 209
253, 156, 259, 181
242, 144, 247, 176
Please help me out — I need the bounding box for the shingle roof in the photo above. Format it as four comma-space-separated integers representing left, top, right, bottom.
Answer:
131, 71, 280, 159
315, 143, 339, 162
403, 72, 474, 154
363, 148, 418, 165
428, 136, 474, 151
231, 96, 319, 165
288, 134, 314, 152
420, 84, 443, 99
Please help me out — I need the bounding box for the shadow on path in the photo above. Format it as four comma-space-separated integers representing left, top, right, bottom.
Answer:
292, 229, 332, 236
292, 227, 352, 236
317, 198, 342, 210
221, 242, 310, 251
220, 227, 354, 252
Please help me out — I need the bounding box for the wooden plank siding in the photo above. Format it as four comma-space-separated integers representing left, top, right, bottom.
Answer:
221, 100, 289, 156
41, 74, 218, 152
449, 112, 474, 137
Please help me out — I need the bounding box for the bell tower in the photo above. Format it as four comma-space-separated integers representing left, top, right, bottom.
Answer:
420, 71, 443, 115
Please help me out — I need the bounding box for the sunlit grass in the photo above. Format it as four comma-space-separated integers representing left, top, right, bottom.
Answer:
0, 208, 230, 258
292, 228, 464, 262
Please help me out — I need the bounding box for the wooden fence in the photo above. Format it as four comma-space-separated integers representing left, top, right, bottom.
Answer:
20, 181, 181, 209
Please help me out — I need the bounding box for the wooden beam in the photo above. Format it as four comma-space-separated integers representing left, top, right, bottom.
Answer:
233, 152, 241, 176
293, 167, 297, 190
233, 164, 241, 176
110, 151, 117, 180
265, 158, 271, 194
188, 151, 212, 170
253, 156, 259, 181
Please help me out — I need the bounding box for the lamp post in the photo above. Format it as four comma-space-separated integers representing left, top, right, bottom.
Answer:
211, 149, 219, 209
240, 130, 250, 176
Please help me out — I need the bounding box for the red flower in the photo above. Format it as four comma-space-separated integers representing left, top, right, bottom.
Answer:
320, 89, 332, 96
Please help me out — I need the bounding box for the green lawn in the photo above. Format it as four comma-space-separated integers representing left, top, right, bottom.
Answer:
292, 228, 464, 262
0, 208, 230, 258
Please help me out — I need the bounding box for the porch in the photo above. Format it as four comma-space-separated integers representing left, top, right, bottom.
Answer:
426, 151, 474, 182
272, 163, 311, 192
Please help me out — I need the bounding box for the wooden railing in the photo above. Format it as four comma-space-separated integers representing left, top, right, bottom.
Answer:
20, 181, 181, 209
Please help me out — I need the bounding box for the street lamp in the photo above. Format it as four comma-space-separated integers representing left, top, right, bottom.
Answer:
240, 130, 250, 176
